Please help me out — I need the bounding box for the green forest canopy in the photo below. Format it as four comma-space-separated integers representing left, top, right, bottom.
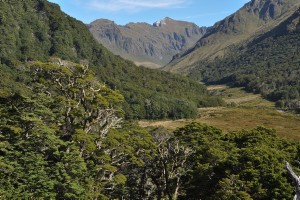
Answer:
0, 61, 299, 199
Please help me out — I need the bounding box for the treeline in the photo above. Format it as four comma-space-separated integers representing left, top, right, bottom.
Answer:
0, 61, 299, 199
0, 0, 223, 120
189, 8, 300, 112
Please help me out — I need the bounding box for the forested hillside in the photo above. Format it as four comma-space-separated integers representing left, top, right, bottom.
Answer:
0, 0, 222, 120
190, 7, 300, 112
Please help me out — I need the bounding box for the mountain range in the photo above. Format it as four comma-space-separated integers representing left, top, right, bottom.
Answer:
88, 17, 207, 68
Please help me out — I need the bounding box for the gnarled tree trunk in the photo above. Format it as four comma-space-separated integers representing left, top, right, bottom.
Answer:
285, 161, 300, 200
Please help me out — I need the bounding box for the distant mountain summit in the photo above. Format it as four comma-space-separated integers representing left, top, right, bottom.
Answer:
153, 17, 173, 27
88, 17, 207, 68
164, 0, 300, 73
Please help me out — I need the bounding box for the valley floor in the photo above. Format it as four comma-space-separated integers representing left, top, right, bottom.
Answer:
139, 85, 300, 140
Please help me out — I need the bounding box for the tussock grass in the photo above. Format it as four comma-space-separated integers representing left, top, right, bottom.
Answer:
139, 85, 300, 140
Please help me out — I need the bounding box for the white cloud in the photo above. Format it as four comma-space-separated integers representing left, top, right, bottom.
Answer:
87, 0, 187, 12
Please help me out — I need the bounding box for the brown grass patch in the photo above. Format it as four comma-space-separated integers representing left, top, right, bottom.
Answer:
139, 85, 300, 140
139, 107, 300, 140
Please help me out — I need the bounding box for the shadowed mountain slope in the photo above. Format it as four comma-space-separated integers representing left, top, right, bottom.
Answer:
163, 0, 300, 73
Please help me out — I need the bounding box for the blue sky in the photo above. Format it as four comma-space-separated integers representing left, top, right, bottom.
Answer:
47, 0, 250, 26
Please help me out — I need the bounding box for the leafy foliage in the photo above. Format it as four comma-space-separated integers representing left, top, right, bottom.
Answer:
172, 123, 298, 200
0, 62, 152, 198
0, 63, 122, 199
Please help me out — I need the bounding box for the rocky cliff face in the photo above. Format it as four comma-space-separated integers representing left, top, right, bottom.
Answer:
164, 0, 300, 73
88, 17, 207, 68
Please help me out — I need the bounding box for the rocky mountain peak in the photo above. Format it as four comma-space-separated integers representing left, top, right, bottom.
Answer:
90, 18, 115, 26
247, 0, 284, 9
153, 17, 173, 27
245, 0, 289, 20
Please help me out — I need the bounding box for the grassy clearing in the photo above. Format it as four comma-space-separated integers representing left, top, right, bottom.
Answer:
207, 85, 275, 108
139, 85, 300, 140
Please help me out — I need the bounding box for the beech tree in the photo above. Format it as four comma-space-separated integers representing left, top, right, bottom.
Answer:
148, 127, 194, 200
285, 161, 300, 200
0, 60, 131, 198
125, 127, 194, 200
29, 60, 128, 196
0, 93, 90, 199
30, 60, 124, 141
